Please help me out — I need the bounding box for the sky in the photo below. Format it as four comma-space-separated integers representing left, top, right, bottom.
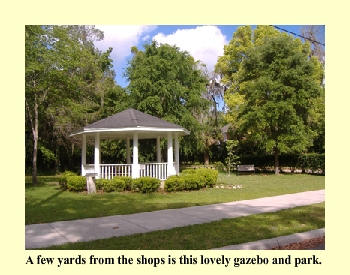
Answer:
93, 25, 324, 88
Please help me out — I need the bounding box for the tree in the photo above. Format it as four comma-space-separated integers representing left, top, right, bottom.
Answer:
124, 41, 210, 159
25, 25, 114, 183
301, 25, 325, 63
225, 140, 240, 176
215, 26, 281, 124
218, 30, 323, 174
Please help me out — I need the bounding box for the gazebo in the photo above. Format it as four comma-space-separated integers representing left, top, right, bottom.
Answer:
69, 108, 190, 180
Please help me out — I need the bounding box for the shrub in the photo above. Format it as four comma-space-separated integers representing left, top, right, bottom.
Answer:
214, 161, 226, 171
164, 176, 185, 192
95, 178, 126, 192
59, 171, 77, 190
66, 176, 86, 192
119, 176, 134, 191
133, 177, 160, 193
182, 173, 202, 190
180, 168, 218, 189
196, 168, 218, 187
95, 178, 109, 191
105, 178, 125, 192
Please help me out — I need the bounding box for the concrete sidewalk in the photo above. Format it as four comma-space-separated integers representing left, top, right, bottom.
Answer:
25, 189, 325, 249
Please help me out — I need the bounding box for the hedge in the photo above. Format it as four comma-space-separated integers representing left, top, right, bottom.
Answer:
66, 176, 86, 192
239, 153, 325, 174
133, 177, 161, 193
59, 171, 78, 190
165, 168, 218, 192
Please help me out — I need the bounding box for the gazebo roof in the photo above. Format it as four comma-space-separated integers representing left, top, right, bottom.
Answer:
69, 108, 190, 140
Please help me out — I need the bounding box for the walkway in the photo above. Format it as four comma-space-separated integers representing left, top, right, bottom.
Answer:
25, 189, 325, 249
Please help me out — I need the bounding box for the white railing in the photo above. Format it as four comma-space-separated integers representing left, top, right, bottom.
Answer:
140, 163, 168, 180
100, 164, 132, 179
95, 163, 171, 180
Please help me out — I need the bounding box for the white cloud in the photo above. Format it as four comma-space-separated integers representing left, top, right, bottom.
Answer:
153, 26, 228, 72
94, 25, 157, 67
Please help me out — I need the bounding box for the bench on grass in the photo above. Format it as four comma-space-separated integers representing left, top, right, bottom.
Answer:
237, 164, 255, 176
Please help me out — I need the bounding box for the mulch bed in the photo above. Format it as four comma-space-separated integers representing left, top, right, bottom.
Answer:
270, 236, 325, 250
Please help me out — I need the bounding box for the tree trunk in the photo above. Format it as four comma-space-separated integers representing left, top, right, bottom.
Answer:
32, 94, 38, 185
274, 147, 280, 175
204, 150, 210, 166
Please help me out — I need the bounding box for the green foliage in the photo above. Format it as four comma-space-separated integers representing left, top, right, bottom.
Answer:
95, 178, 110, 191
118, 177, 134, 191
240, 153, 325, 174
298, 153, 325, 174
164, 176, 186, 192
213, 161, 226, 171
25, 25, 116, 183
95, 177, 134, 192
133, 177, 160, 193
125, 40, 210, 158
216, 26, 324, 174
66, 176, 86, 192
59, 171, 77, 190
226, 140, 240, 175
165, 168, 218, 192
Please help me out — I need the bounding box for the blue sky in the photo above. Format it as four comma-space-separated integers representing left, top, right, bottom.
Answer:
93, 25, 324, 88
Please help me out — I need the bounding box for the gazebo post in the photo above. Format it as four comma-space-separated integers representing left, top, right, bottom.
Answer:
94, 132, 100, 178
81, 134, 86, 176
174, 133, 179, 175
132, 132, 139, 178
167, 132, 175, 177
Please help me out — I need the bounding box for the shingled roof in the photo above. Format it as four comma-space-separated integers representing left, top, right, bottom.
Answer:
70, 108, 190, 139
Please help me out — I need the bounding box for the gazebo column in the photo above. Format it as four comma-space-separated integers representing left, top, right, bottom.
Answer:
81, 134, 86, 176
94, 132, 100, 178
167, 132, 175, 177
126, 137, 131, 164
157, 135, 161, 163
132, 132, 139, 178
174, 133, 180, 175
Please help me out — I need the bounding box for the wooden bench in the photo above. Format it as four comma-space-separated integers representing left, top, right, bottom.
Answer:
237, 164, 255, 176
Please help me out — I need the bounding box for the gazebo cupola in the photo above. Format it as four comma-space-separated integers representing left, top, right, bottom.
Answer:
69, 108, 190, 180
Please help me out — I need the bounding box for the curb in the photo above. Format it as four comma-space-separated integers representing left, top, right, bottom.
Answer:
211, 228, 325, 250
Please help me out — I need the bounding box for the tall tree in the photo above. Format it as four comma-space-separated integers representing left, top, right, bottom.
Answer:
217, 29, 324, 174
124, 41, 210, 158
25, 25, 114, 183
301, 25, 325, 63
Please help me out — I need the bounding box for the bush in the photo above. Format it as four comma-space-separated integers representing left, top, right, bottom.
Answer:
59, 171, 77, 190
104, 178, 125, 192
119, 176, 134, 191
133, 177, 160, 193
214, 161, 226, 171
182, 173, 202, 190
95, 178, 109, 190
66, 176, 86, 192
165, 168, 218, 192
164, 176, 185, 192
95, 177, 128, 192
197, 168, 218, 187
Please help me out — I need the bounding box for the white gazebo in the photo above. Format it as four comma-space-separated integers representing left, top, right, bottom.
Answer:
69, 108, 190, 180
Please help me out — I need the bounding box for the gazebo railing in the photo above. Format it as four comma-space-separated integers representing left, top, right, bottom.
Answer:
99, 163, 170, 180
140, 163, 168, 180
100, 164, 132, 179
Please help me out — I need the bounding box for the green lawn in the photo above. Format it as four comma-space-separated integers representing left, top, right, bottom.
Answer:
38, 202, 325, 250
25, 173, 325, 225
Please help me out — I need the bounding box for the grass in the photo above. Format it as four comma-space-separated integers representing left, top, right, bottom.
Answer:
37, 202, 325, 250
25, 172, 325, 225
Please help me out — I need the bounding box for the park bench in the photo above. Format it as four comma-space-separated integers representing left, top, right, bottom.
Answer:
237, 164, 255, 176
